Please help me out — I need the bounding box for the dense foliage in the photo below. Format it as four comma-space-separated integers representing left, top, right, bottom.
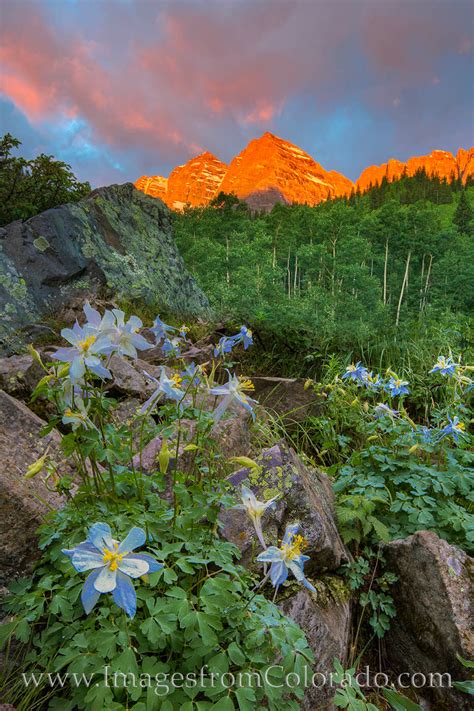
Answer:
1, 307, 314, 710
0, 134, 91, 226
174, 183, 474, 371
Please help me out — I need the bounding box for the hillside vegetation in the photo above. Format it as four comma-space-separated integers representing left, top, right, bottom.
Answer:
174, 175, 474, 375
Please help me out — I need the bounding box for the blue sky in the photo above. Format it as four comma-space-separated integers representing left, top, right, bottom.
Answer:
1, 0, 473, 186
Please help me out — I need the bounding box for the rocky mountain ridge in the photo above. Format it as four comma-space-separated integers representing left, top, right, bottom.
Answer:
135, 132, 474, 211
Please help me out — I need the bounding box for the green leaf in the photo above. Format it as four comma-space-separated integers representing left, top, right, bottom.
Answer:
0, 620, 16, 649
227, 642, 245, 666
453, 680, 474, 695
382, 688, 423, 711
211, 696, 234, 710
456, 653, 474, 669
235, 687, 256, 711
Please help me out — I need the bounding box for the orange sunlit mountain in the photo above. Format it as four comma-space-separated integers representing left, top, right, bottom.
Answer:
135, 133, 474, 210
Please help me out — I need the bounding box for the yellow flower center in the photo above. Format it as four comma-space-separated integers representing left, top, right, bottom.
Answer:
180, 325, 189, 333
102, 543, 124, 571
347, 364, 356, 372
78, 335, 96, 352
281, 534, 307, 561
239, 378, 254, 391
395, 379, 402, 387
455, 422, 465, 431
171, 374, 183, 386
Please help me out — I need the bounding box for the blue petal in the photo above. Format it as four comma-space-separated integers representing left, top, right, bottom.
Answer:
113, 571, 137, 618
81, 569, 102, 614
62, 541, 96, 558
88, 522, 114, 550
71, 550, 105, 572
270, 560, 288, 587
282, 523, 299, 545
117, 556, 149, 578
118, 527, 146, 554
131, 553, 163, 573
257, 547, 283, 563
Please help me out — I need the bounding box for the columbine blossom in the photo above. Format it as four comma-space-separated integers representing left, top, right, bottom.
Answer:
161, 337, 182, 358
365, 372, 383, 390
342, 362, 369, 384
180, 361, 201, 388
209, 371, 258, 422
213, 326, 253, 357
62, 399, 97, 431
385, 377, 410, 397
141, 368, 185, 413
438, 416, 467, 443
374, 403, 399, 419
233, 485, 279, 549
52, 323, 113, 382
151, 316, 176, 344
430, 356, 458, 377
108, 309, 153, 358
256, 523, 315, 592
63, 523, 162, 618
213, 336, 235, 358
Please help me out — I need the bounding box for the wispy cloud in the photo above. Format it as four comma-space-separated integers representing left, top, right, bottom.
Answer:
1, 0, 472, 184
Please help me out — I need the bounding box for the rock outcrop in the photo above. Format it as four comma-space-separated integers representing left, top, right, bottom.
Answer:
0, 390, 69, 584
281, 582, 351, 711
219, 133, 353, 209
0, 183, 209, 354
383, 531, 474, 710
135, 132, 474, 211
220, 442, 348, 572
136, 132, 353, 211
357, 147, 474, 192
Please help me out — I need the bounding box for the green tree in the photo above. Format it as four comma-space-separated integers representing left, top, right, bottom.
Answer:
0, 133, 91, 225
452, 190, 473, 235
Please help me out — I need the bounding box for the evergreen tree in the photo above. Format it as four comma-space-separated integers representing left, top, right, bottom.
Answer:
453, 190, 473, 234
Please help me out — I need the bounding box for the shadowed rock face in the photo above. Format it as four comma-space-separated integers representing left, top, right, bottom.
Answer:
0, 183, 209, 353
383, 531, 474, 710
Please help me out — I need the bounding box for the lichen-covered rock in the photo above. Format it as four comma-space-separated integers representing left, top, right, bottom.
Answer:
280, 577, 351, 711
220, 443, 348, 571
0, 391, 67, 584
0, 183, 209, 354
0, 354, 43, 399
382, 531, 474, 710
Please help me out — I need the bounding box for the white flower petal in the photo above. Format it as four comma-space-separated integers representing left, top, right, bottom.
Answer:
93, 565, 117, 593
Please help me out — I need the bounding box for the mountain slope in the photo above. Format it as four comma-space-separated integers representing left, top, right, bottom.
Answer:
135, 134, 474, 210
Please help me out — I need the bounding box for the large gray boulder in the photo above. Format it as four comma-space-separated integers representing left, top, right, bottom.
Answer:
383, 531, 474, 710
0, 391, 68, 584
0, 183, 209, 353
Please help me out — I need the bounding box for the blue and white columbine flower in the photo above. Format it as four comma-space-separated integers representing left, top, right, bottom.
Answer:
342, 362, 369, 384
151, 316, 176, 344
62, 399, 97, 431
213, 326, 253, 358
256, 523, 315, 592
385, 377, 410, 397
107, 309, 153, 358
374, 403, 399, 419
141, 367, 185, 413
438, 415, 467, 443
430, 356, 458, 377
209, 371, 258, 422
63, 523, 162, 618
161, 336, 182, 358
365, 372, 383, 390
52, 322, 113, 382
180, 361, 201, 388
233, 485, 279, 549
